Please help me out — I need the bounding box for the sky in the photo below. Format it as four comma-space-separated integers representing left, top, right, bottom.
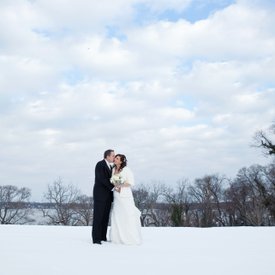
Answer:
1, 0, 275, 200
1, 225, 275, 275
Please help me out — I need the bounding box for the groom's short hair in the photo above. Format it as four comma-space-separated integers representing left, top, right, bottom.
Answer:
104, 149, 114, 159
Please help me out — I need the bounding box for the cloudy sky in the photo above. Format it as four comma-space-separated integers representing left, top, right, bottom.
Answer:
1, 0, 274, 200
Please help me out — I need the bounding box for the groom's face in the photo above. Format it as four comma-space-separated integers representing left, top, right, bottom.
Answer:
106, 151, 115, 163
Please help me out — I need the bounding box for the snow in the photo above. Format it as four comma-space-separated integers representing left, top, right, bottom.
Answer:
1, 225, 274, 275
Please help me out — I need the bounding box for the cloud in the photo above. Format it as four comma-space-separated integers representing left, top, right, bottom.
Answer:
0, 0, 274, 200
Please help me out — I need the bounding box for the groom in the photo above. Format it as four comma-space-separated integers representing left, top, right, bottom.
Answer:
92, 149, 115, 244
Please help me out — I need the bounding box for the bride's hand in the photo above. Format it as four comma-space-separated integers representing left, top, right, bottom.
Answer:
114, 186, 121, 193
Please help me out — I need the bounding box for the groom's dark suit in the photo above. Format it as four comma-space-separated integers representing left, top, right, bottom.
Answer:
92, 159, 114, 244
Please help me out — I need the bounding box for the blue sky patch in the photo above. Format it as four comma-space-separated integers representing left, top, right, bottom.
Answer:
62, 67, 84, 85
133, 0, 235, 24
105, 25, 127, 41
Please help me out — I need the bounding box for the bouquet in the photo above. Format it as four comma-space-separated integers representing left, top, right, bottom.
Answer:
110, 174, 125, 186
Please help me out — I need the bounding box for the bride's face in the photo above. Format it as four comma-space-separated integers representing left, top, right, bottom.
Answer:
114, 156, 122, 166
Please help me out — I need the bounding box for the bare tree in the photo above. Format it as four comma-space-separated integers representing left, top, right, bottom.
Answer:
42, 178, 81, 225
225, 179, 251, 226
133, 183, 167, 226
226, 165, 271, 226
0, 185, 32, 224
163, 179, 191, 227
263, 162, 275, 222
188, 175, 226, 227
254, 123, 275, 156
73, 195, 93, 226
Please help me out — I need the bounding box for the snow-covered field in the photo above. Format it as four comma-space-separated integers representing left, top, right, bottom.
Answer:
1, 225, 274, 275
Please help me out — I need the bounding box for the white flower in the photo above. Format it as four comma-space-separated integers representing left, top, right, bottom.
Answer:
110, 174, 125, 186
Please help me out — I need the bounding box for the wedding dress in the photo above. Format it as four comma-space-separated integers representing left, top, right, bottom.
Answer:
110, 166, 142, 245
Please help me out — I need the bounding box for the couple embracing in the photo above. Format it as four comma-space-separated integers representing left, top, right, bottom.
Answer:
92, 149, 142, 245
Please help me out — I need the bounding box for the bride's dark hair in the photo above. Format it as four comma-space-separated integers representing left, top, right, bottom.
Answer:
115, 154, 127, 172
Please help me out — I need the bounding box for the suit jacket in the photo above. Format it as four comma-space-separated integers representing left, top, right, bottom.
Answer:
93, 159, 114, 202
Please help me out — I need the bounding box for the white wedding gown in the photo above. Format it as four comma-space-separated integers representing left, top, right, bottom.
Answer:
110, 167, 142, 245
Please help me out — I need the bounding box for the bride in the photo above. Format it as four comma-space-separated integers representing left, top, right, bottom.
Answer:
109, 154, 142, 245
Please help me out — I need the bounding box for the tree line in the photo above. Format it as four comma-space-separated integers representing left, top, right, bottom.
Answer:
1, 124, 274, 226
1, 161, 274, 227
